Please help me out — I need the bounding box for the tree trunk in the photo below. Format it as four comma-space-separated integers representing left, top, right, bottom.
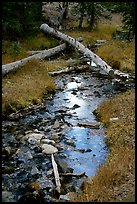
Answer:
40, 23, 130, 80
88, 6, 95, 31
78, 13, 84, 28
2, 44, 66, 76
40, 23, 114, 77
2, 37, 83, 76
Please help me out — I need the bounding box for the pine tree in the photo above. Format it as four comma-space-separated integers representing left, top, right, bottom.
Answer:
2, 2, 42, 40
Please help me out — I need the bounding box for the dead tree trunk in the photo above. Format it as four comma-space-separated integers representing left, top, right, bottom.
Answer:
40, 23, 114, 77
40, 23, 130, 80
2, 44, 66, 76
2, 37, 83, 76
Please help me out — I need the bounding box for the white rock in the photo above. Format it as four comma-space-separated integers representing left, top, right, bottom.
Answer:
41, 139, 55, 145
110, 117, 119, 121
26, 133, 44, 140
41, 144, 58, 154
31, 166, 39, 175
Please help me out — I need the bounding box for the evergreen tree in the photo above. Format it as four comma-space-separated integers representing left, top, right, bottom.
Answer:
104, 2, 135, 40
72, 2, 111, 30
2, 2, 42, 40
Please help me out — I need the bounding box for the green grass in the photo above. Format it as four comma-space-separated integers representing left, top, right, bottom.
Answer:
2, 32, 60, 64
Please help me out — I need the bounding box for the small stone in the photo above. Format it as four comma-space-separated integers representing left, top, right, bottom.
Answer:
2, 147, 11, 155
28, 138, 40, 145
59, 194, 73, 201
47, 169, 53, 176
41, 144, 58, 154
31, 166, 39, 175
53, 120, 60, 129
26, 151, 33, 160
72, 104, 80, 109
2, 191, 16, 202
41, 139, 55, 145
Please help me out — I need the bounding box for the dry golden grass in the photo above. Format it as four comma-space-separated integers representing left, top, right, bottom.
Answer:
67, 23, 118, 45
71, 89, 135, 202
96, 40, 135, 72
2, 59, 67, 115
67, 19, 135, 73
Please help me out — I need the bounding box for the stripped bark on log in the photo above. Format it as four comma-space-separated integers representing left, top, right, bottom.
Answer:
40, 23, 131, 80
51, 154, 61, 193
2, 37, 83, 76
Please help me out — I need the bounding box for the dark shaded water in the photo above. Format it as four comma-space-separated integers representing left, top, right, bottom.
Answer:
2, 71, 129, 202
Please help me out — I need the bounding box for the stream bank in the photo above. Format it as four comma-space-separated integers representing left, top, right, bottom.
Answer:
2, 69, 134, 202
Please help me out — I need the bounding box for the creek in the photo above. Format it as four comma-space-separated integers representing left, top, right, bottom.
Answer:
2, 70, 133, 202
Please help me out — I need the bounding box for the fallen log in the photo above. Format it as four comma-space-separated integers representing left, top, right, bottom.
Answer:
40, 23, 131, 80
2, 37, 83, 76
2, 44, 66, 76
40, 23, 115, 77
49, 65, 89, 76
27, 50, 46, 55
59, 172, 86, 177
27, 37, 84, 56
51, 154, 61, 194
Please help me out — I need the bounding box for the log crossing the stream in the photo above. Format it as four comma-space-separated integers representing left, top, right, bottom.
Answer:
40, 23, 130, 80
3, 23, 132, 81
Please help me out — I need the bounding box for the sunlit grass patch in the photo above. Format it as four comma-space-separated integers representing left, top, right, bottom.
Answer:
42, 59, 68, 72
96, 40, 135, 72
96, 89, 135, 126
67, 23, 118, 45
77, 146, 134, 202
2, 59, 68, 115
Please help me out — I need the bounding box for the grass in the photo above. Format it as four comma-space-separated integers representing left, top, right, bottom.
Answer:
2, 59, 68, 115
96, 40, 135, 72
67, 22, 135, 73
71, 89, 135, 202
2, 10, 135, 202
67, 22, 118, 45
2, 32, 60, 64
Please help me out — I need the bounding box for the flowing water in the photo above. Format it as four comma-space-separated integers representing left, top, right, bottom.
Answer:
2, 71, 128, 202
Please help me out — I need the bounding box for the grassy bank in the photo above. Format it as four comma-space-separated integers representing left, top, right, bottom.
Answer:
2, 11, 135, 202
2, 18, 134, 117
2, 59, 67, 115
71, 89, 135, 202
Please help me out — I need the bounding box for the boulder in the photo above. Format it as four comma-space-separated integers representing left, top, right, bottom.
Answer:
41, 144, 58, 154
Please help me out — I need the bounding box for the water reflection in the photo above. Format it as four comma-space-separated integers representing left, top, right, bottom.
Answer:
62, 127, 108, 176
